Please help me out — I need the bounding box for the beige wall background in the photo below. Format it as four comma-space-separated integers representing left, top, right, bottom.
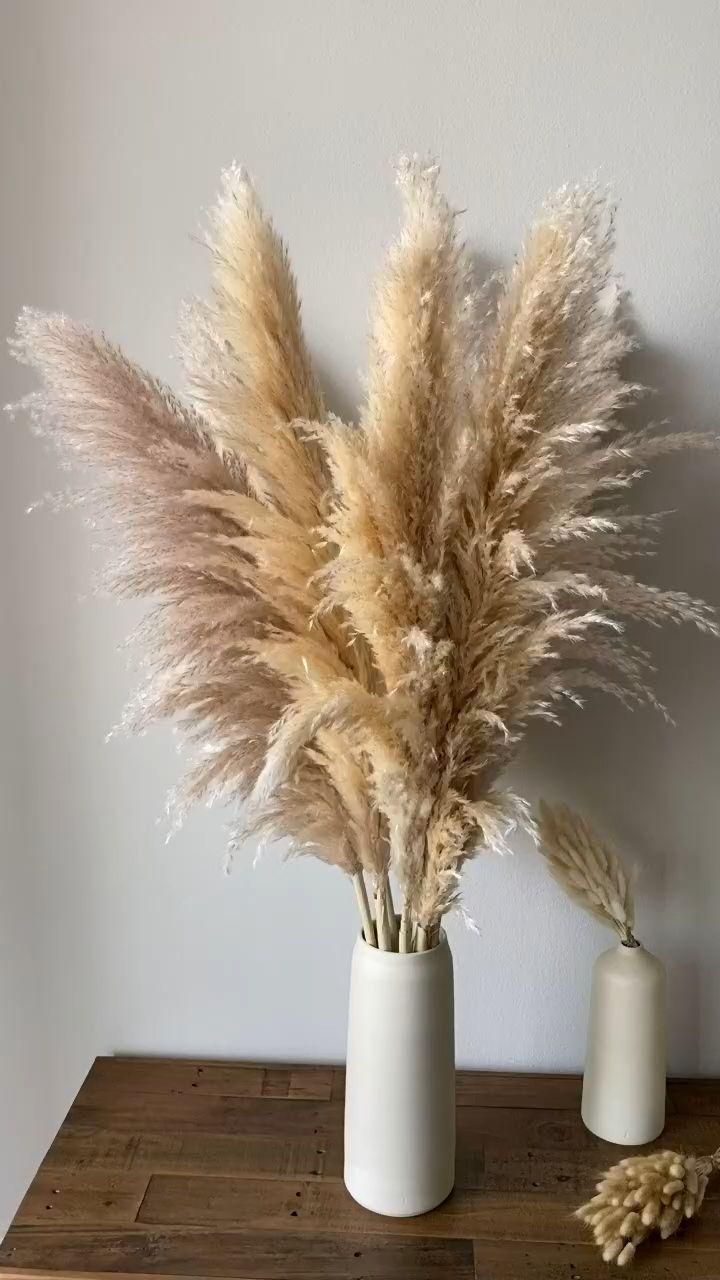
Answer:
2, 0, 720, 1232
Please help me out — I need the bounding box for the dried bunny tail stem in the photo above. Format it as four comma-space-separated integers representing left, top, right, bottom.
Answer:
576, 1146, 720, 1266
536, 800, 636, 942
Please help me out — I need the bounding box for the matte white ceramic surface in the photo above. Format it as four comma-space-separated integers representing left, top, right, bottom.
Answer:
344, 930, 455, 1216
582, 942, 666, 1145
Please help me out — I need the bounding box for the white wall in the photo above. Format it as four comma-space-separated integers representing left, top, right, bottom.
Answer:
2, 0, 720, 1232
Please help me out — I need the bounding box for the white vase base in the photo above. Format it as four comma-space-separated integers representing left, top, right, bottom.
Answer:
344, 1167, 454, 1217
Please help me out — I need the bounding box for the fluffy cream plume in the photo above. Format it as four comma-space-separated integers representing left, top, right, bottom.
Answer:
9, 159, 717, 947
536, 800, 636, 942
576, 1147, 720, 1265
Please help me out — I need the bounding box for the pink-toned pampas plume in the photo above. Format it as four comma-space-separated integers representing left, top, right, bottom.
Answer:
9, 158, 717, 947
9, 169, 388, 906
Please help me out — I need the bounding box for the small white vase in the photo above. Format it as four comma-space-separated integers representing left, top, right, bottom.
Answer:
344, 928, 455, 1216
581, 940, 666, 1145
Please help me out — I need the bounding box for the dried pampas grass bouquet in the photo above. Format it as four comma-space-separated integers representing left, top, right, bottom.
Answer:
9, 158, 716, 951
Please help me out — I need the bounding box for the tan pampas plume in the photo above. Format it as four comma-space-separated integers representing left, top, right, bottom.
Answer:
576, 1146, 720, 1265
8, 158, 717, 949
536, 801, 637, 943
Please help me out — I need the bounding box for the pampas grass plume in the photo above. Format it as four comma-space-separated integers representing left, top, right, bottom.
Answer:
536, 800, 636, 942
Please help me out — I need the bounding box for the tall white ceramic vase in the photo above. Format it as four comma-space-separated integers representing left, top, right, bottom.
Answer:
344, 928, 455, 1217
581, 940, 666, 1145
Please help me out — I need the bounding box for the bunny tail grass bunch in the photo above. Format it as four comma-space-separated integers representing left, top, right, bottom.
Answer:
576, 1146, 720, 1265
536, 800, 637, 943
8, 158, 716, 951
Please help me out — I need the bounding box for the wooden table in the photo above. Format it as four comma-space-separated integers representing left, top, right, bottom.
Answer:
1, 1060, 719, 1278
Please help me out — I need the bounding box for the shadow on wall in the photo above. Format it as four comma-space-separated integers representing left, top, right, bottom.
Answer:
521, 332, 720, 1075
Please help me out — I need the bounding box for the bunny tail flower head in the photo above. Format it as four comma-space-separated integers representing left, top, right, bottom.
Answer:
9, 158, 717, 948
576, 1146, 720, 1265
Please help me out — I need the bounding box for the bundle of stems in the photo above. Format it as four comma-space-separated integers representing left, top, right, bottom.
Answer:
9, 159, 717, 950
353, 874, 436, 953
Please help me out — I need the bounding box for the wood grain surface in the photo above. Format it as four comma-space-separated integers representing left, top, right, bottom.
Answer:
1, 1058, 719, 1278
